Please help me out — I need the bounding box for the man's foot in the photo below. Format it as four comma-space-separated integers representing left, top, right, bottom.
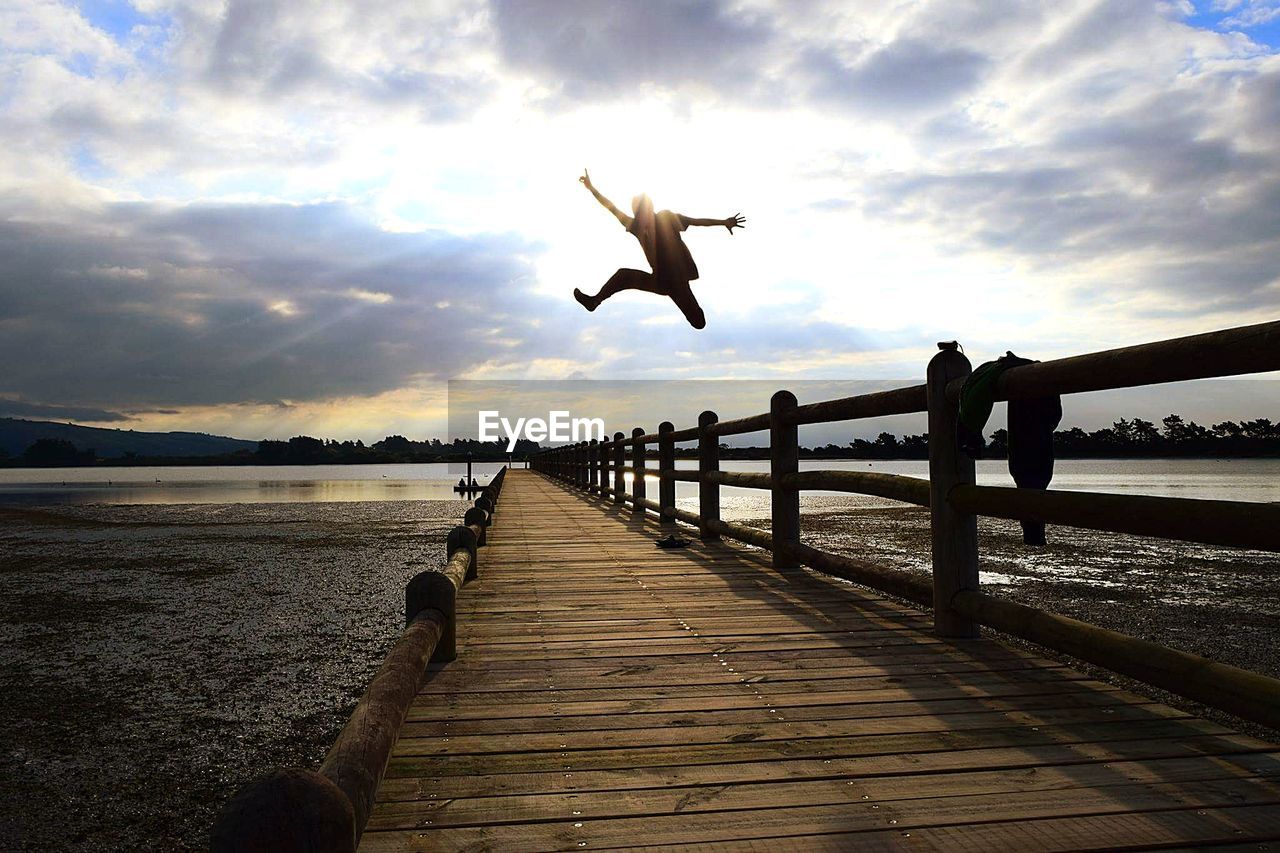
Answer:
573, 288, 597, 312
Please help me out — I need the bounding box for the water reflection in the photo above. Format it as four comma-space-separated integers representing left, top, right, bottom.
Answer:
0, 462, 511, 505
2, 458, 1277, 506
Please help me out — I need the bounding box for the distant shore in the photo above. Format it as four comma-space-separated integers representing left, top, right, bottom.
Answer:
3, 451, 1279, 469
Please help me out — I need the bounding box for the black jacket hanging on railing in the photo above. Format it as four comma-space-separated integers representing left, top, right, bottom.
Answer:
958, 352, 1063, 546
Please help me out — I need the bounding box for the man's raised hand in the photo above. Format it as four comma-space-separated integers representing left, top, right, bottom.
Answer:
579, 169, 593, 190
724, 213, 746, 234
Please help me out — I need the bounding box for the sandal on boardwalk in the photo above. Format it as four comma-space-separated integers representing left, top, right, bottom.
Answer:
655, 534, 691, 549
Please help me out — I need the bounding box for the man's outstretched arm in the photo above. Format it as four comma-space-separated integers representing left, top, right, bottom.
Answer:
580, 170, 633, 229
680, 213, 746, 234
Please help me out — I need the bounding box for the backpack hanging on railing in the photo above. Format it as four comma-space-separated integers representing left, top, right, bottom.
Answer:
958, 351, 1063, 546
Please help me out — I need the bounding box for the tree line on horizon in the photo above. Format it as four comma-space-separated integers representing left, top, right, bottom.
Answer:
2, 414, 1277, 467
698, 414, 1280, 461
0, 434, 541, 467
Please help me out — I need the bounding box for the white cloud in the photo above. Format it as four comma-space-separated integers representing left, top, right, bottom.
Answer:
1215, 0, 1280, 28
0, 0, 1277, 436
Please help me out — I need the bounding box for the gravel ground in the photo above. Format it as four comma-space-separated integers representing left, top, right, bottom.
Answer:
0, 501, 462, 852
1, 496, 1277, 850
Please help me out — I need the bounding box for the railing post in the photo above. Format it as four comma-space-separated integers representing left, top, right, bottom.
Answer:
631, 427, 647, 516
589, 438, 599, 494
770, 390, 800, 569
612, 431, 625, 504
658, 421, 675, 525
576, 441, 586, 489
698, 410, 720, 539
927, 341, 979, 638
596, 432, 606, 491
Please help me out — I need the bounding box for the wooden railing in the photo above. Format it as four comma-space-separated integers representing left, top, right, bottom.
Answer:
531, 320, 1280, 730
211, 467, 508, 853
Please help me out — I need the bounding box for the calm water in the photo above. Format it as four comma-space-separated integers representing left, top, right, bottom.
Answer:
0, 458, 1276, 505
0, 462, 512, 504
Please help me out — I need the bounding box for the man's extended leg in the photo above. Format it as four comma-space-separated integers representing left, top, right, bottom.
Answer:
575, 268, 667, 311
667, 282, 706, 329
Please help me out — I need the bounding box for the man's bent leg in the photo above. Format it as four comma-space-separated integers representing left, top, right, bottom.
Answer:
594, 268, 668, 302
668, 283, 706, 329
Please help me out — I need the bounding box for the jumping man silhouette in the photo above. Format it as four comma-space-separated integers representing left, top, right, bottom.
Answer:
574, 170, 745, 329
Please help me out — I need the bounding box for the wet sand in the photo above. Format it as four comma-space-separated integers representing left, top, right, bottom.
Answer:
1, 497, 1278, 850
0, 501, 460, 852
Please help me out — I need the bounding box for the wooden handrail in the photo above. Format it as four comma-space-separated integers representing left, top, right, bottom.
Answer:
945, 319, 1280, 403
529, 319, 1280, 731
951, 590, 1280, 730
950, 485, 1280, 552
783, 470, 930, 506
787, 384, 927, 425
706, 517, 773, 550
782, 541, 933, 607
213, 467, 508, 851
709, 412, 771, 437
706, 470, 771, 489
657, 468, 932, 506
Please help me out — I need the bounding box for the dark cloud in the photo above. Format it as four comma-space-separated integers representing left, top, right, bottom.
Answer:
802, 38, 989, 115
200, 0, 488, 119
490, 0, 991, 118
490, 0, 775, 101
0, 401, 128, 422
0, 201, 577, 410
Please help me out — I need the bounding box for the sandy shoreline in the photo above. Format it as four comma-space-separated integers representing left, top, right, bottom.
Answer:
0, 501, 461, 852
1, 498, 1277, 851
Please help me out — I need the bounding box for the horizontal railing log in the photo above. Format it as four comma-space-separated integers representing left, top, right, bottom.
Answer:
782, 470, 931, 506
945, 319, 1280, 403
706, 470, 772, 489
788, 384, 927, 425
706, 517, 774, 550
950, 485, 1280, 552
315, 601, 450, 843
951, 590, 1280, 730
656, 468, 931, 507
212, 467, 507, 852
709, 412, 771, 437
531, 318, 1280, 734
781, 540, 934, 607
660, 505, 702, 526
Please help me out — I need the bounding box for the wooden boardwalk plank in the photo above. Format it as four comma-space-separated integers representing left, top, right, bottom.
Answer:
361, 470, 1280, 851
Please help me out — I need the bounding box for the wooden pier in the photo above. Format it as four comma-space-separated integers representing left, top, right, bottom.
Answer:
214, 320, 1280, 851
350, 469, 1280, 850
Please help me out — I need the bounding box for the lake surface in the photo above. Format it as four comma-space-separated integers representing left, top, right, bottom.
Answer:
0, 458, 1276, 505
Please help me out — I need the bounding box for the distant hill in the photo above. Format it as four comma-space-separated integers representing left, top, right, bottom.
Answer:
0, 418, 258, 460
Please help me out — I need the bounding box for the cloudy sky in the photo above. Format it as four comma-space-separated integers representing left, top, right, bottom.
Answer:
2, 0, 1278, 441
